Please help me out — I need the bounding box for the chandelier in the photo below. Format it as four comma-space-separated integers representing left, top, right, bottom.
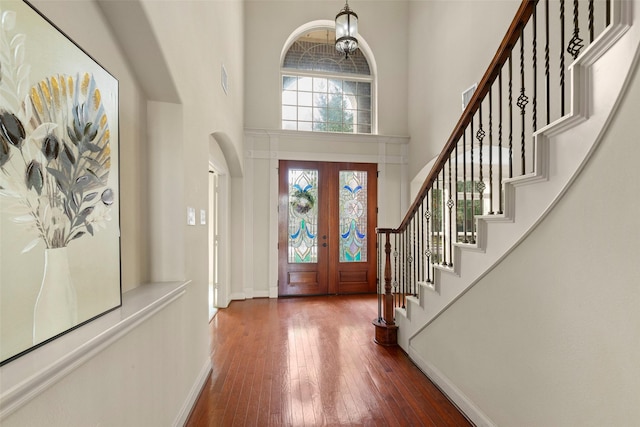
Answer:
335, 0, 358, 58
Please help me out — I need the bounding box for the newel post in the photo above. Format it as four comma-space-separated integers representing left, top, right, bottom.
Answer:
373, 230, 398, 346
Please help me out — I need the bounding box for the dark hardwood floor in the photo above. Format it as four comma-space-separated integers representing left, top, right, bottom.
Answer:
186, 294, 471, 427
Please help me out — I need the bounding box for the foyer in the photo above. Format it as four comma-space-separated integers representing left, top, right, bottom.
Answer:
186, 294, 471, 426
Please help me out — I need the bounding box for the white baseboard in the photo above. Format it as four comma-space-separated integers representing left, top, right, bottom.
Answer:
173, 358, 212, 427
408, 347, 496, 427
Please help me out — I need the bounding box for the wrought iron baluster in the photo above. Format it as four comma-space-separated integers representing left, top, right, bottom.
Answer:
532, 5, 538, 173
425, 193, 432, 284
489, 88, 494, 215
477, 105, 486, 219
509, 53, 514, 179
518, 29, 529, 176
409, 216, 418, 295
377, 232, 382, 321
567, 0, 584, 59
560, 0, 566, 116
420, 201, 424, 282
447, 157, 454, 266
545, 0, 550, 125
589, 0, 594, 43
441, 168, 447, 265
498, 69, 504, 215
393, 233, 398, 308
455, 141, 459, 241
435, 177, 441, 264
462, 131, 468, 243
606, 0, 611, 26
401, 231, 405, 308
470, 119, 476, 245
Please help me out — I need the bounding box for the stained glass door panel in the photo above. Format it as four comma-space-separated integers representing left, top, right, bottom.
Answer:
278, 161, 377, 296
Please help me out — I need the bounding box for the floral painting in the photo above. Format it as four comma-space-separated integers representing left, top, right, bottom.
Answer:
0, 0, 120, 365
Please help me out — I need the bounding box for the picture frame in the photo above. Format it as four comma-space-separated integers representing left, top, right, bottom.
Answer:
0, 0, 121, 365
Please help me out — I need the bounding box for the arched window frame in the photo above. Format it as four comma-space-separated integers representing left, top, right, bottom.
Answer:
280, 20, 378, 134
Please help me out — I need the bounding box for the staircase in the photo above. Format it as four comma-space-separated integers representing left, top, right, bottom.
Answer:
374, 0, 639, 382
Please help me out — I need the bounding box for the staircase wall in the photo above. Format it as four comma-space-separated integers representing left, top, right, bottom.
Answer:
409, 37, 640, 427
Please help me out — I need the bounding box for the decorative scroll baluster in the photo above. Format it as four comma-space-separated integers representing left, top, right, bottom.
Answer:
410, 217, 415, 295
470, 119, 476, 244
441, 168, 447, 265
401, 231, 406, 308
560, 0, 566, 116
447, 158, 454, 266
455, 141, 459, 240
425, 194, 432, 284
420, 201, 424, 282
476, 105, 486, 220
498, 70, 504, 215
567, 0, 584, 59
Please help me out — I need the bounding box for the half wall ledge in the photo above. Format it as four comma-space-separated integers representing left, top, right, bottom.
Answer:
0, 280, 190, 420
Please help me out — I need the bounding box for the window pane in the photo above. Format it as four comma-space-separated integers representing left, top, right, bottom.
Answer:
357, 96, 371, 111
313, 77, 327, 92
329, 79, 342, 93
328, 94, 343, 109
283, 76, 297, 90
313, 122, 327, 132
288, 169, 318, 263
298, 106, 312, 121
343, 94, 357, 110
298, 91, 312, 107
339, 170, 367, 262
313, 93, 327, 108
357, 111, 371, 125
357, 124, 371, 134
313, 107, 327, 122
282, 90, 297, 105
357, 82, 371, 96
282, 105, 297, 120
343, 81, 356, 95
282, 120, 297, 130
298, 121, 312, 131
298, 77, 312, 91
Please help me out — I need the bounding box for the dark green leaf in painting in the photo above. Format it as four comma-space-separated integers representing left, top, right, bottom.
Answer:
26, 160, 44, 195
79, 206, 94, 219
62, 143, 76, 165
72, 192, 81, 209
86, 223, 94, 236
0, 111, 26, 149
84, 192, 99, 202
46, 167, 69, 191
101, 188, 114, 206
84, 142, 102, 153
0, 138, 10, 168
70, 231, 85, 241
42, 134, 61, 161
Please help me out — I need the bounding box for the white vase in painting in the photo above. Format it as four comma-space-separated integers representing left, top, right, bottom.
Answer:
33, 247, 78, 344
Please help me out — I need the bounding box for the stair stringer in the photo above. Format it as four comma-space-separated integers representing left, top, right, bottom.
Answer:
393, 0, 637, 354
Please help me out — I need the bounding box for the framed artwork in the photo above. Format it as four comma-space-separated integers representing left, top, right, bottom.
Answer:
0, 0, 121, 365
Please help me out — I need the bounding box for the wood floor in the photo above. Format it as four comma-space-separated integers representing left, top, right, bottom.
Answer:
186, 294, 471, 427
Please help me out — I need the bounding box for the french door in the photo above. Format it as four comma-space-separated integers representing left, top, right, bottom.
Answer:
278, 160, 377, 296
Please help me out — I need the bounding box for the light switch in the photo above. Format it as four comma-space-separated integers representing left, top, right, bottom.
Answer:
187, 207, 196, 225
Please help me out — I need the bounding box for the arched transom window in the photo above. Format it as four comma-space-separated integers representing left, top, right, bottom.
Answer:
281, 29, 374, 134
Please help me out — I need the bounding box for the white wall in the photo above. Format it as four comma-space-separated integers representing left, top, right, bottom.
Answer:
411, 54, 640, 426
244, 0, 409, 136
1, 0, 247, 423
407, 0, 520, 180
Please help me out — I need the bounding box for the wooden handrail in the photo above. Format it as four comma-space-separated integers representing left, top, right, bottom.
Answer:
396, 0, 538, 232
